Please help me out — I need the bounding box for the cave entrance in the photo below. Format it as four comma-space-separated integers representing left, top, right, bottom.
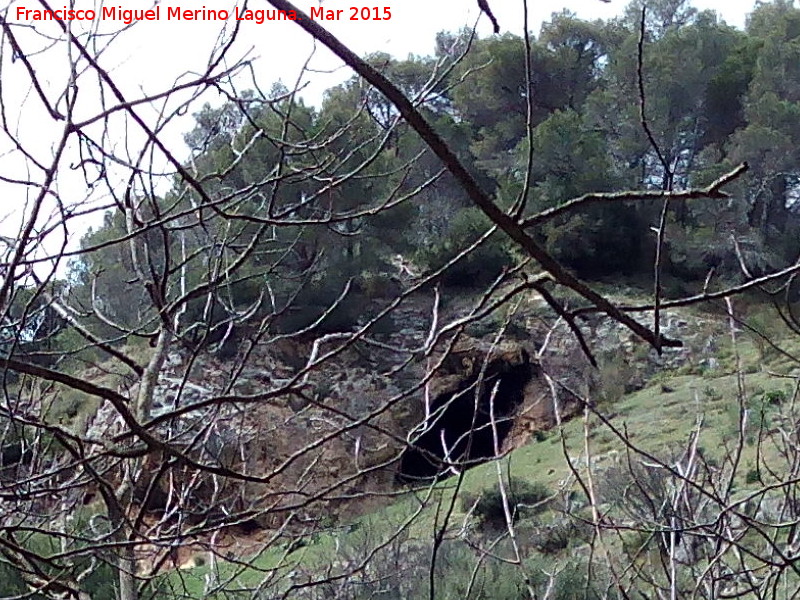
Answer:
398, 358, 533, 481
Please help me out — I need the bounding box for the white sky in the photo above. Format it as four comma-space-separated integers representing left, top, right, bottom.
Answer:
27, 0, 751, 105
5, 0, 756, 132
0, 0, 759, 273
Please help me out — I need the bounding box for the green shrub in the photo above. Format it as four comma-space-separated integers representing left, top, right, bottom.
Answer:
358, 271, 402, 300
533, 429, 549, 442
0, 561, 28, 597
275, 283, 366, 334
531, 520, 572, 555
597, 350, 638, 403
273, 260, 399, 336
745, 468, 760, 484
0, 532, 118, 600
415, 207, 513, 289
542, 206, 644, 278
763, 389, 787, 406
621, 529, 656, 557
553, 562, 614, 600
467, 478, 552, 530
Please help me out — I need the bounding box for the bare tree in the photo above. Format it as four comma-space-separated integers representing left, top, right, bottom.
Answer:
5, 2, 800, 600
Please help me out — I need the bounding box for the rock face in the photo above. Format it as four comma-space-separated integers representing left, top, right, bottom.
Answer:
88, 284, 729, 543
96, 285, 723, 547
85, 328, 586, 536
398, 338, 539, 480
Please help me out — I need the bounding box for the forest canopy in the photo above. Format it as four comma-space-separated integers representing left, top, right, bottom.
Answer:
61, 0, 800, 348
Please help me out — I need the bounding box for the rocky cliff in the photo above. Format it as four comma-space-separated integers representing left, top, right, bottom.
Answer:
82, 287, 718, 556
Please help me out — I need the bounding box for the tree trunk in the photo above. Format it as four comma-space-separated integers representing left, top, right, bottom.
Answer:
116, 546, 138, 600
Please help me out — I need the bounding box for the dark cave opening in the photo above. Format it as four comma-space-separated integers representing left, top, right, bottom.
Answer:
398, 358, 533, 482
